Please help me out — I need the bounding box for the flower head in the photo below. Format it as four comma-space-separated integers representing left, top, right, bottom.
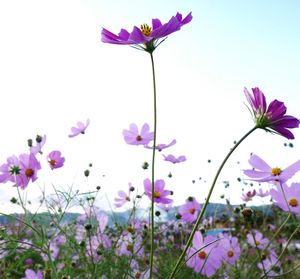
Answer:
47, 151, 65, 170
0, 155, 21, 184
270, 183, 300, 214
19, 153, 41, 189
101, 12, 192, 53
162, 154, 186, 164
243, 153, 300, 184
241, 190, 256, 202
123, 123, 154, 145
114, 183, 132, 208
145, 139, 176, 151
247, 230, 269, 249
220, 235, 241, 265
22, 269, 43, 279
257, 249, 281, 277
68, 119, 90, 138
0, 154, 41, 189
178, 197, 201, 223
186, 231, 223, 277
143, 178, 172, 204
244, 87, 299, 139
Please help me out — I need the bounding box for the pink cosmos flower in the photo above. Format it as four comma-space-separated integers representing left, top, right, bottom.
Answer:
144, 139, 176, 151
257, 249, 281, 277
143, 178, 172, 204
220, 235, 241, 265
244, 87, 299, 139
68, 119, 90, 138
47, 151, 65, 170
186, 231, 223, 277
247, 230, 269, 250
116, 233, 144, 258
241, 190, 256, 202
123, 123, 154, 145
178, 197, 201, 223
162, 154, 186, 164
243, 154, 300, 184
114, 183, 132, 208
0, 155, 21, 185
22, 269, 43, 279
101, 12, 192, 53
256, 188, 270, 198
270, 183, 300, 214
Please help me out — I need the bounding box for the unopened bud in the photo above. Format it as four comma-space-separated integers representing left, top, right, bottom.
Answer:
242, 208, 253, 218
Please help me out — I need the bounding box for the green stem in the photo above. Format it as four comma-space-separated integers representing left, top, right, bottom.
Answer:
168, 126, 258, 278
149, 51, 157, 279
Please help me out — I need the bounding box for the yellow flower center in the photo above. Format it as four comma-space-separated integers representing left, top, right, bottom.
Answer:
189, 208, 195, 214
135, 272, 141, 279
271, 167, 282, 176
125, 196, 130, 201
289, 198, 298, 207
49, 159, 56, 166
227, 250, 234, 258
154, 191, 161, 198
25, 168, 34, 178
140, 24, 152, 36
255, 240, 261, 246
198, 250, 206, 259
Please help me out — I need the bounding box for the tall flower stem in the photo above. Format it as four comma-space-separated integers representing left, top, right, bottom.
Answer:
149, 51, 157, 278
168, 126, 258, 278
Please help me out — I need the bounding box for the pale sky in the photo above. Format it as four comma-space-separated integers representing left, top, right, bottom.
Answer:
0, 0, 300, 213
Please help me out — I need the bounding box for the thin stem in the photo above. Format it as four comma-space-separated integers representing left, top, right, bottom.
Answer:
149, 51, 157, 278
168, 126, 258, 278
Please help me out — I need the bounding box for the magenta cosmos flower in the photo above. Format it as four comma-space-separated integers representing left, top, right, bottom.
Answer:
162, 154, 186, 164
241, 189, 256, 202
143, 178, 172, 204
244, 87, 299, 139
243, 153, 300, 184
123, 123, 154, 145
186, 231, 223, 277
178, 197, 200, 223
47, 151, 65, 170
270, 183, 300, 214
101, 12, 192, 53
68, 119, 90, 138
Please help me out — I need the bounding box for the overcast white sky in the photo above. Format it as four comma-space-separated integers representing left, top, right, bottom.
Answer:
1, 0, 300, 213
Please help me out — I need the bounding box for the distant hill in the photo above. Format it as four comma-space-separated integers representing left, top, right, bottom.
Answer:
0, 203, 273, 227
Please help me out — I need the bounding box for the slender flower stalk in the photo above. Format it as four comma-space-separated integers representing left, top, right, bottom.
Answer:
168, 126, 258, 278
149, 51, 157, 279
